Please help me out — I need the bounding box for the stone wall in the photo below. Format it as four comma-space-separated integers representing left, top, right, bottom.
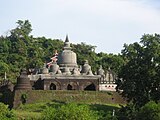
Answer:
13, 90, 126, 108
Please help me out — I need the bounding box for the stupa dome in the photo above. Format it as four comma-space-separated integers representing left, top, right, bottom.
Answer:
50, 62, 59, 74
97, 65, 104, 75
81, 60, 91, 75
15, 69, 32, 90
40, 63, 49, 74
58, 35, 78, 70
63, 67, 71, 75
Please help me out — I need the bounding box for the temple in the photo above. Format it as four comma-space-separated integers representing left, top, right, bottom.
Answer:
15, 36, 116, 91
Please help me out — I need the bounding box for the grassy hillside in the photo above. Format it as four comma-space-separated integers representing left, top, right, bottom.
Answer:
14, 101, 120, 120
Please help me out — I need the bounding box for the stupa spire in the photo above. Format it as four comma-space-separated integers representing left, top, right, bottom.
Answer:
65, 35, 69, 42
63, 35, 71, 50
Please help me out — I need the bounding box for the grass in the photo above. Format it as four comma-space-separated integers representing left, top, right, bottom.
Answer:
14, 102, 47, 119
14, 110, 41, 120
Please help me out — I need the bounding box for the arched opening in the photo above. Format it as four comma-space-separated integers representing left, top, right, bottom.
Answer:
84, 83, 96, 91
67, 84, 73, 90
50, 83, 56, 90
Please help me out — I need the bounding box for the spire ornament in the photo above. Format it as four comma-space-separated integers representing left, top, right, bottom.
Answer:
65, 34, 69, 42
64, 35, 71, 50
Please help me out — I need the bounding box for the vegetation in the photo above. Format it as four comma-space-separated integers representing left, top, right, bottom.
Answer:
116, 34, 160, 119
21, 93, 28, 104
117, 101, 160, 120
0, 102, 16, 120
116, 34, 160, 107
42, 103, 98, 120
137, 101, 160, 120
14, 101, 119, 120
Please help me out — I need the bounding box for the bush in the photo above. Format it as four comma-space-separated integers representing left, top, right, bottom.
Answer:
0, 102, 16, 120
136, 101, 160, 120
116, 103, 137, 120
117, 101, 160, 120
42, 103, 98, 120
21, 93, 28, 104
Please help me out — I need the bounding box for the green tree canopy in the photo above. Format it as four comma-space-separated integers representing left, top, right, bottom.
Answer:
117, 34, 160, 108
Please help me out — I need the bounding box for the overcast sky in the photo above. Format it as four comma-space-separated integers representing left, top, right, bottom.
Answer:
1, 0, 160, 54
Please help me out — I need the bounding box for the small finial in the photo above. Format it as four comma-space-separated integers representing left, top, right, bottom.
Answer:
65, 35, 69, 42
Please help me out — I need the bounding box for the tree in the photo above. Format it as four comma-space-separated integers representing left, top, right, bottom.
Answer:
0, 62, 9, 80
73, 42, 98, 72
10, 20, 32, 37
116, 34, 160, 108
96, 52, 124, 74
9, 20, 32, 55
0, 37, 10, 53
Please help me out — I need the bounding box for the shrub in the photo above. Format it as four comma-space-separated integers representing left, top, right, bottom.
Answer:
21, 93, 28, 104
117, 101, 160, 120
0, 102, 16, 120
136, 101, 160, 120
98, 110, 117, 120
116, 103, 137, 120
42, 103, 98, 120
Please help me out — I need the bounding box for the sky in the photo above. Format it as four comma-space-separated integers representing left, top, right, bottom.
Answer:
1, 0, 160, 54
